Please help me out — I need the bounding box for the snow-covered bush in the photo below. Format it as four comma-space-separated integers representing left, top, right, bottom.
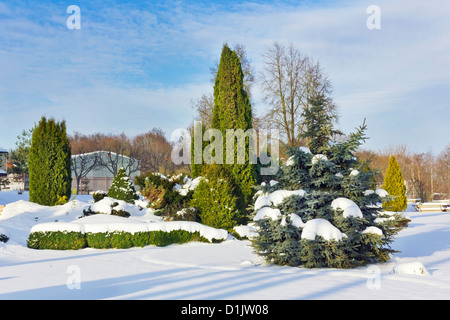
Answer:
82, 197, 139, 218
27, 229, 214, 250
92, 190, 107, 203
28, 231, 86, 250
251, 124, 409, 268
27, 215, 228, 250
136, 172, 194, 216
107, 168, 139, 204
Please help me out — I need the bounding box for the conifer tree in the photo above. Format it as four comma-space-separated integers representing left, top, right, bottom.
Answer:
211, 44, 256, 209
191, 44, 256, 228
252, 122, 408, 268
107, 167, 139, 203
29, 116, 72, 206
301, 94, 342, 154
382, 155, 407, 212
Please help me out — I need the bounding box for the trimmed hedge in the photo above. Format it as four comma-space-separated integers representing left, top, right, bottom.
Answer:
27, 229, 214, 250
27, 231, 86, 250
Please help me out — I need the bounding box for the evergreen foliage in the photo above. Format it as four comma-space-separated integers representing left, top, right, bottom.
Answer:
28, 116, 72, 206
190, 121, 208, 178
8, 129, 32, 175
27, 229, 215, 250
190, 166, 240, 231
382, 155, 407, 212
252, 122, 408, 268
212, 44, 256, 205
136, 172, 194, 218
301, 94, 342, 154
107, 167, 139, 203
190, 44, 256, 228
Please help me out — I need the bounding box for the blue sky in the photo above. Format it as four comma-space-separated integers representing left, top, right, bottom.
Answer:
0, 0, 449, 154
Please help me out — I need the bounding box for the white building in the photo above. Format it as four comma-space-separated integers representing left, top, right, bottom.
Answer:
71, 151, 140, 194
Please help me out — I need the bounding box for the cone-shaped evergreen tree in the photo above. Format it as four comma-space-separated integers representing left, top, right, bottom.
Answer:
252, 121, 408, 268
382, 155, 407, 212
191, 44, 256, 228
107, 167, 139, 203
29, 116, 72, 206
211, 44, 256, 210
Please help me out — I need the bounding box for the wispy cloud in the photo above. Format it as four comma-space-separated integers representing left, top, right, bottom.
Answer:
0, 0, 449, 153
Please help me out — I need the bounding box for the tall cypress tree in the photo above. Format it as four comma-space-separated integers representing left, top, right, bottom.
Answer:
212, 44, 256, 209
29, 116, 72, 206
382, 155, 407, 212
190, 45, 256, 228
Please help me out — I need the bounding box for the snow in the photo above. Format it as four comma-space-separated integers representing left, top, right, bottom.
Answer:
299, 146, 312, 154
362, 226, 384, 236
301, 218, 345, 242
289, 213, 305, 228
233, 224, 258, 239
376, 188, 389, 198
254, 189, 306, 210
253, 207, 281, 221
286, 156, 295, 166
174, 176, 202, 196
254, 195, 271, 210
393, 261, 430, 276
1, 190, 450, 300
365, 188, 389, 198
89, 197, 141, 215
268, 189, 306, 207
331, 197, 363, 218
311, 154, 327, 164
30, 207, 228, 243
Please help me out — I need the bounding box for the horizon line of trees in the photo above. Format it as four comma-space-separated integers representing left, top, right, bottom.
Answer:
4, 41, 449, 202
8, 126, 447, 202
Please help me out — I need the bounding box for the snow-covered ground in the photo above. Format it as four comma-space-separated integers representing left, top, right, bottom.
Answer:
1, 191, 449, 300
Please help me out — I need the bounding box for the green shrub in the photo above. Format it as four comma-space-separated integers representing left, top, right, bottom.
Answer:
382, 155, 407, 211
136, 172, 193, 216
85, 232, 111, 249
190, 171, 240, 231
27, 231, 86, 250
28, 229, 218, 250
0, 233, 9, 243
93, 191, 107, 203
109, 231, 134, 249
82, 199, 131, 218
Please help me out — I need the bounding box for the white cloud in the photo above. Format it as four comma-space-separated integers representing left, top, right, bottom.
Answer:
0, 0, 449, 153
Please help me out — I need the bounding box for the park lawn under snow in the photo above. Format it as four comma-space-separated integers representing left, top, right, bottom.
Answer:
1, 191, 450, 300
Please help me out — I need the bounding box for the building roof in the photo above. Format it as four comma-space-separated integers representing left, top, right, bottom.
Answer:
71, 150, 140, 178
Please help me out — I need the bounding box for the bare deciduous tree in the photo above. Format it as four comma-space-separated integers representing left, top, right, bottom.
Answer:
70, 132, 101, 193
133, 128, 175, 175
99, 133, 140, 177
357, 143, 450, 202
259, 42, 338, 149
